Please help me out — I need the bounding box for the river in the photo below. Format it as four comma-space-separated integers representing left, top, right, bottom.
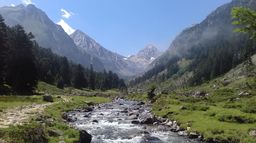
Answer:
67, 99, 201, 143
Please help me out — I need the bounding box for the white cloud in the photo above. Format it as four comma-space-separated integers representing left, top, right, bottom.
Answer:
11, 4, 15, 7
22, 0, 33, 5
57, 19, 75, 35
61, 9, 73, 19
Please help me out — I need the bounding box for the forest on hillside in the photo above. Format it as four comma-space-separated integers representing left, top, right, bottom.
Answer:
0, 15, 126, 95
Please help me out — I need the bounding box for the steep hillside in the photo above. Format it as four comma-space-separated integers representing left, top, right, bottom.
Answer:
0, 4, 104, 71
153, 0, 256, 66
130, 0, 256, 87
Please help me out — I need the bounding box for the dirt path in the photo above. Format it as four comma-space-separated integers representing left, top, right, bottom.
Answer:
0, 102, 53, 128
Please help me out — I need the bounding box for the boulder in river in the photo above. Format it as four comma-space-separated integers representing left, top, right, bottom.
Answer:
140, 116, 158, 124
188, 132, 199, 139
137, 101, 145, 106
178, 131, 188, 136
92, 120, 98, 123
83, 107, 93, 112
141, 135, 162, 143
121, 109, 128, 113
78, 130, 92, 143
62, 113, 77, 122
131, 120, 140, 124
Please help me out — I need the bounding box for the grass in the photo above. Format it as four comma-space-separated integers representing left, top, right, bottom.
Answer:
37, 81, 121, 98
0, 82, 111, 143
0, 96, 45, 111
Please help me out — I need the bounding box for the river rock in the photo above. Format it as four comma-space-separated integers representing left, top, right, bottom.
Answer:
141, 117, 155, 124
121, 108, 129, 113
78, 130, 92, 143
189, 132, 199, 139
165, 121, 173, 127
141, 135, 162, 143
83, 107, 93, 112
92, 120, 98, 123
128, 115, 138, 120
178, 131, 188, 136
157, 117, 166, 123
84, 114, 90, 118
140, 131, 150, 134
131, 120, 140, 124
140, 114, 158, 124
137, 101, 145, 106
62, 113, 77, 122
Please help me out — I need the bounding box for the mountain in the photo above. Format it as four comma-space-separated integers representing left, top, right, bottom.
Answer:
153, 0, 256, 66
130, 0, 256, 87
0, 4, 104, 71
70, 30, 146, 78
128, 44, 161, 66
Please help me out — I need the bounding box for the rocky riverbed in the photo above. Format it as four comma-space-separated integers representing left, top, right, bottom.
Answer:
65, 99, 201, 143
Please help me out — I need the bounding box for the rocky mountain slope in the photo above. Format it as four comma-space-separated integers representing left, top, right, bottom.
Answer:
0, 4, 104, 71
128, 44, 161, 67
70, 30, 157, 78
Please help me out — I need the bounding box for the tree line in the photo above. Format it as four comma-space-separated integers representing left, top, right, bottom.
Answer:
0, 15, 126, 95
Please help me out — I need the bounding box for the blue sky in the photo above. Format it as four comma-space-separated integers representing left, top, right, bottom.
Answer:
0, 0, 231, 56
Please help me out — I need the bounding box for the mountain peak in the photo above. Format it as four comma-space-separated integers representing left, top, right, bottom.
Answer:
127, 44, 161, 67
26, 4, 36, 9
137, 44, 161, 60
145, 44, 157, 50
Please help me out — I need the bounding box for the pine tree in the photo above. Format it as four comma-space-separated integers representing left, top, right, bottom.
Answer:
73, 64, 87, 89
59, 57, 71, 86
0, 15, 8, 91
6, 25, 38, 94
89, 64, 95, 90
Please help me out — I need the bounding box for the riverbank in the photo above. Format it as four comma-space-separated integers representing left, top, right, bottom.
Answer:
127, 75, 256, 143
0, 82, 111, 143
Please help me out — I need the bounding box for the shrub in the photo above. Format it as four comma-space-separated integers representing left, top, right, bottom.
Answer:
218, 114, 256, 123
7, 123, 48, 143
147, 84, 156, 101
43, 95, 53, 102
180, 104, 209, 111
241, 98, 256, 113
